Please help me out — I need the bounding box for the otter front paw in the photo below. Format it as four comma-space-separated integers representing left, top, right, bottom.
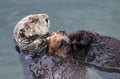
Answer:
69, 30, 97, 46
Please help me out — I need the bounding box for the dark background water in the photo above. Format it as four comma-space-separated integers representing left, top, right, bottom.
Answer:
0, 0, 120, 79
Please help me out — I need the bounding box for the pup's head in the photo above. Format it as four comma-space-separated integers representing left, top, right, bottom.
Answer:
13, 14, 50, 44
47, 31, 71, 58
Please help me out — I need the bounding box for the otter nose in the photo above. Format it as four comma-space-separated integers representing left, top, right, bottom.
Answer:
45, 18, 49, 23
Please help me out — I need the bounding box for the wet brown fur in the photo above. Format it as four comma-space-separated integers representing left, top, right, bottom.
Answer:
69, 30, 120, 72
47, 31, 71, 58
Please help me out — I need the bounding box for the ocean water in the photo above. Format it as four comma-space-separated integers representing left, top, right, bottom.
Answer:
0, 0, 120, 79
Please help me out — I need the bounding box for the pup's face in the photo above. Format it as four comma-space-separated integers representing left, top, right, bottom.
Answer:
47, 31, 71, 58
14, 14, 50, 43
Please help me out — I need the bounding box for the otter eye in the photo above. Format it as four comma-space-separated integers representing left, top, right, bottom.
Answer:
45, 18, 49, 23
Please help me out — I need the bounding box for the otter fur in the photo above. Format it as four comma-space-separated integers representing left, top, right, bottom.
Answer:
47, 31, 71, 58
69, 30, 120, 72
13, 14, 50, 54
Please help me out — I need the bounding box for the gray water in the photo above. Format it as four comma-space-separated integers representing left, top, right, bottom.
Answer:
0, 0, 120, 79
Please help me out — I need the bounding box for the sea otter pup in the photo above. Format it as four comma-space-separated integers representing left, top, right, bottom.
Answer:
13, 14, 50, 55
69, 30, 120, 72
47, 30, 71, 58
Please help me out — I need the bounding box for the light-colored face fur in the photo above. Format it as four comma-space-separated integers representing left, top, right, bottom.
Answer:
48, 31, 71, 58
13, 14, 50, 44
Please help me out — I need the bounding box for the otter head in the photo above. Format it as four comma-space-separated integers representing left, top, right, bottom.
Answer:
13, 14, 50, 56
47, 31, 71, 58
13, 14, 50, 45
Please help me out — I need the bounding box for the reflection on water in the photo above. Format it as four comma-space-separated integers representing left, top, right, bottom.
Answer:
1, 0, 120, 79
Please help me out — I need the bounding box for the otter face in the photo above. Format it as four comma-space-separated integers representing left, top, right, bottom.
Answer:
47, 31, 71, 58
13, 14, 50, 43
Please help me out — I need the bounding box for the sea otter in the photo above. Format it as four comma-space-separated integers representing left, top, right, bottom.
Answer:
13, 14, 50, 55
47, 30, 71, 58
69, 30, 120, 73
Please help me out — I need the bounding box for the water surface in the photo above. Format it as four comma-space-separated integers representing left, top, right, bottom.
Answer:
0, 0, 120, 79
